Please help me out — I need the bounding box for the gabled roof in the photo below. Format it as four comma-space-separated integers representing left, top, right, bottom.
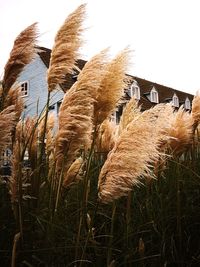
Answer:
132, 76, 194, 110
36, 46, 194, 109
37, 46, 87, 92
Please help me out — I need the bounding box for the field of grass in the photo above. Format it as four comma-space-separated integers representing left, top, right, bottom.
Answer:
0, 4, 200, 267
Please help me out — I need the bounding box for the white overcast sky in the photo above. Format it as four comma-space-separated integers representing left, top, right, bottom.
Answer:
0, 0, 200, 94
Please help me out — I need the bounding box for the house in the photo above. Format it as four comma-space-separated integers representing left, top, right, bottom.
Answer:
16, 47, 64, 118
17, 46, 194, 123
0, 47, 195, 167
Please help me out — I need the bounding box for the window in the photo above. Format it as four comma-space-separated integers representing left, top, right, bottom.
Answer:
172, 93, 179, 107
130, 80, 140, 100
185, 97, 191, 110
48, 104, 55, 111
150, 87, 159, 103
1, 149, 11, 165
111, 106, 123, 124
20, 81, 29, 97
57, 101, 62, 113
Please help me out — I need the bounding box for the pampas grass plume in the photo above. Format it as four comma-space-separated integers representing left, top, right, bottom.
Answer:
2, 23, 38, 94
47, 4, 86, 92
98, 113, 162, 203
63, 157, 84, 188
94, 47, 132, 125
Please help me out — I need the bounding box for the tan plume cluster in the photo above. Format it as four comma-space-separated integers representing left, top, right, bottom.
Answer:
96, 119, 117, 153
9, 138, 21, 204
24, 117, 38, 168
63, 157, 84, 188
9, 121, 23, 204
142, 103, 174, 141
118, 97, 141, 135
55, 89, 94, 173
94, 48, 132, 125
45, 113, 55, 158
4, 86, 24, 121
55, 49, 110, 185
0, 106, 16, 154
76, 48, 109, 98
47, 4, 86, 92
166, 106, 193, 155
192, 91, 200, 132
98, 114, 162, 203
2, 23, 38, 95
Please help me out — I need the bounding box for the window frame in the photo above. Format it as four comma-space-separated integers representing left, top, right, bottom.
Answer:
20, 81, 29, 97
185, 97, 191, 110
150, 87, 159, 103
172, 93, 179, 107
130, 80, 140, 100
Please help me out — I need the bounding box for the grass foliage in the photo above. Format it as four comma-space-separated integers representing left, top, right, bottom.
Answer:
0, 4, 200, 267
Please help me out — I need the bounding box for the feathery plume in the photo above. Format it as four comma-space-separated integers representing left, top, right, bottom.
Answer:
166, 106, 193, 155
9, 139, 21, 204
55, 49, 110, 173
75, 48, 109, 98
47, 4, 86, 92
55, 88, 94, 173
9, 121, 23, 204
45, 113, 55, 157
63, 157, 84, 188
96, 119, 117, 153
192, 91, 200, 132
0, 106, 16, 154
2, 23, 38, 95
4, 86, 24, 120
94, 47, 132, 125
98, 114, 162, 203
142, 103, 174, 139
118, 97, 141, 135
25, 117, 38, 168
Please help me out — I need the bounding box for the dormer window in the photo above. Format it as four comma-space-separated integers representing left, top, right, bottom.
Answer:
150, 87, 159, 103
130, 80, 140, 100
185, 97, 191, 110
20, 81, 29, 97
111, 106, 123, 124
172, 93, 179, 107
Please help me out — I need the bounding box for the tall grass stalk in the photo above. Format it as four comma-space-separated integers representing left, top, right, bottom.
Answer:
1, 5, 200, 266
11, 232, 20, 267
35, 91, 51, 201
107, 202, 116, 266
176, 159, 182, 267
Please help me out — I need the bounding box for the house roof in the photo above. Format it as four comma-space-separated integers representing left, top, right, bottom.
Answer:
132, 76, 194, 110
37, 46, 194, 109
37, 46, 87, 91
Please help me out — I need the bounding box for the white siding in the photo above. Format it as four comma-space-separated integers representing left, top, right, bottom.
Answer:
17, 55, 64, 117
